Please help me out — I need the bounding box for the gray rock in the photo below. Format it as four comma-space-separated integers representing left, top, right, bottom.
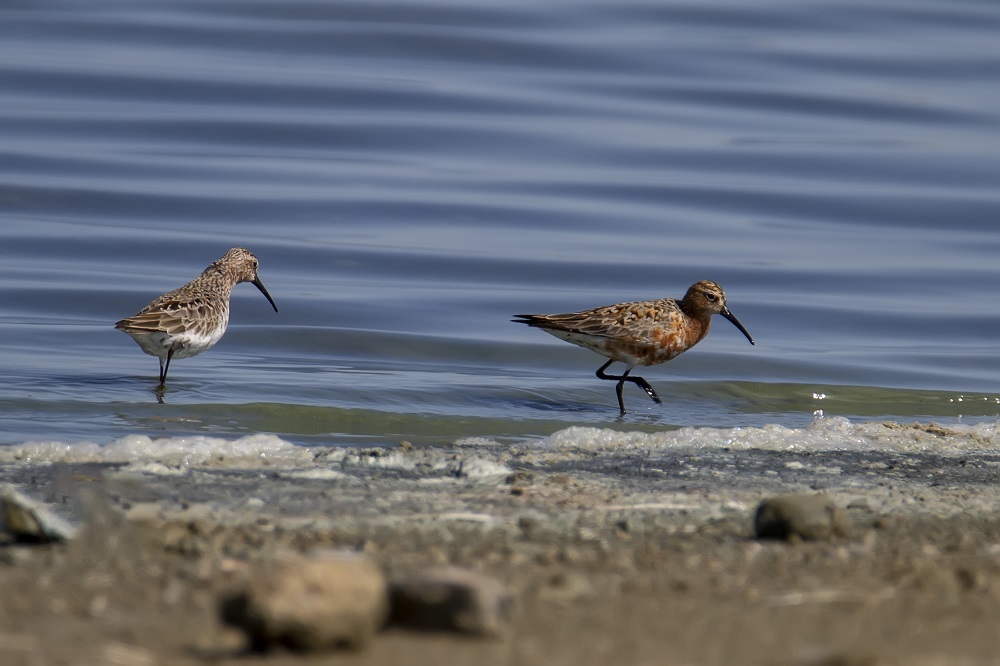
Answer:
754, 493, 850, 541
0, 484, 78, 543
222, 550, 388, 652
389, 566, 512, 636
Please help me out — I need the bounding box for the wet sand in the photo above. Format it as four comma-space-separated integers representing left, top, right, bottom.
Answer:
2, 421, 1000, 665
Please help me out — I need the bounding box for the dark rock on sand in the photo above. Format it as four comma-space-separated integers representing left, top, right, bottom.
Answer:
754, 493, 851, 541
389, 566, 512, 636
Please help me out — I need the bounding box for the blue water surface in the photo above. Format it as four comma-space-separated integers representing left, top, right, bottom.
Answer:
0, 0, 998, 446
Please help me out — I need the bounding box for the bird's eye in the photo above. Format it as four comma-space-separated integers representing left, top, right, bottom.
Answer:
704, 292, 717, 302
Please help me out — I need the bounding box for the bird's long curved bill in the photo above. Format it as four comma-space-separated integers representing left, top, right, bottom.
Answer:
253, 277, 279, 313
722, 307, 754, 345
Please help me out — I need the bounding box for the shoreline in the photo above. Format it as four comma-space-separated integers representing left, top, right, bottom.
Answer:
2, 419, 1000, 664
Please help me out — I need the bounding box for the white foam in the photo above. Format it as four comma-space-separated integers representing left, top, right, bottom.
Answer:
451, 457, 512, 479
1, 418, 997, 470
537, 417, 1000, 454
0, 434, 313, 468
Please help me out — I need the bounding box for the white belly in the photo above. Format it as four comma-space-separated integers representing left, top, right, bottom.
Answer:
125, 324, 227, 360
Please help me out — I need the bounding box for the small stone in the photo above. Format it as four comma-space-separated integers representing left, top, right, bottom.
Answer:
221, 551, 388, 652
0, 485, 78, 543
537, 571, 595, 604
389, 566, 512, 636
101, 641, 157, 666
517, 513, 543, 540
0, 545, 36, 566
955, 565, 987, 592
754, 493, 850, 541
505, 470, 534, 486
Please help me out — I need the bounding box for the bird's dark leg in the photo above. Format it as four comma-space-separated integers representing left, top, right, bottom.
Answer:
595, 360, 626, 413
158, 348, 174, 388
596, 359, 662, 415
631, 376, 661, 403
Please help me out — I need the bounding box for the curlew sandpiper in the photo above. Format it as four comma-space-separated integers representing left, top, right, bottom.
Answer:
115, 247, 278, 388
513, 280, 754, 415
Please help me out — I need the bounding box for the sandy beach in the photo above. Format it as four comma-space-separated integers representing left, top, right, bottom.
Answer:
0, 420, 999, 664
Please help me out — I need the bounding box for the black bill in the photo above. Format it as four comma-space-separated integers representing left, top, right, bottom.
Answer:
252, 277, 279, 313
721, 307, 754, 345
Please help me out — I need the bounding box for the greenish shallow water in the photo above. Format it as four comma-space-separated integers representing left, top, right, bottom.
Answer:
3, 383, 996, 448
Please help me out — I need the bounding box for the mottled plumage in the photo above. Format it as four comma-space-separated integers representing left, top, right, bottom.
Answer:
513, 280, 754, 414
115, 248, 278, 387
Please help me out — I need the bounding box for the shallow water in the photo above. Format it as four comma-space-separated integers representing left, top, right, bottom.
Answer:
1, 0, 999, 448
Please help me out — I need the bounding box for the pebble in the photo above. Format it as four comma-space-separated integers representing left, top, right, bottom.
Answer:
537, 570, 595, 604
0, 484, 78, 543
221, 550, 388, 652
754, 493, 851, 541
388, 566, 512, 636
